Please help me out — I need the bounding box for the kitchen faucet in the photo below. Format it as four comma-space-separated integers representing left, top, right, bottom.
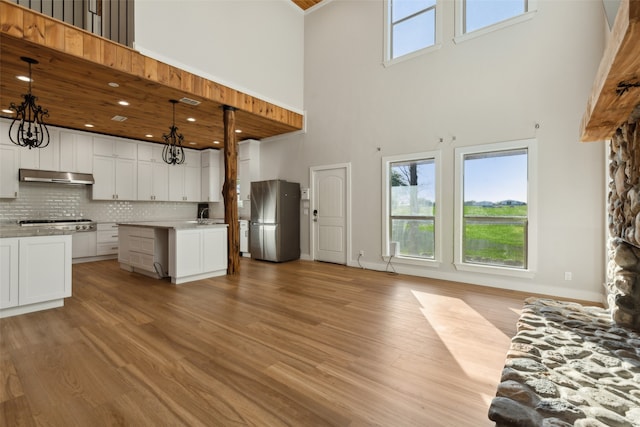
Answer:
199, 207, 209, 222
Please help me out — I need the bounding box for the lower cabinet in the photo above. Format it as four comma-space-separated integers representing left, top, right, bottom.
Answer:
0, 235, 72, 318
72, 231, 97, 260
97, 223, 119, 256
169, 226, 227, 284
118, 226, 168, 278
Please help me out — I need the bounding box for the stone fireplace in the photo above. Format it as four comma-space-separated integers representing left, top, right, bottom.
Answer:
606, 109, 640, 332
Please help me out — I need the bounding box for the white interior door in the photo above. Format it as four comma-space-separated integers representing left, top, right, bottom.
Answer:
312, 166, 347, 264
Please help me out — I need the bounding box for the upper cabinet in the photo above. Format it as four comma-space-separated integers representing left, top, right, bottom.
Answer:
238, 139, 260, 203
59, 131, 92, 174
168, 149, 201, 202
137, 143, 169, 201
92, 136, 137, 200
201, 149, 222, 202
19, 129, 60, 171
93, 136, 137, 160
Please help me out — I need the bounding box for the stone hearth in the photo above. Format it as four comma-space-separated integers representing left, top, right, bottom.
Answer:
608, 116, 640, 332
489, 298, 640, 426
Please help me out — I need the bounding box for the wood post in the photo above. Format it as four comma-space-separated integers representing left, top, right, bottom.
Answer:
223, 105, 240, 275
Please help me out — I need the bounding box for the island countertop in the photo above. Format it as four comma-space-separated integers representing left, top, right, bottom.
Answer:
117, 220, 228, 230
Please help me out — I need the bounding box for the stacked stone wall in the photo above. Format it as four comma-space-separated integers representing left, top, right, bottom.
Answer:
607, 117, 640, 332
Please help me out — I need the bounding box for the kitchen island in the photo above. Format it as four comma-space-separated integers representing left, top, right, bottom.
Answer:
117, 221, 228, 284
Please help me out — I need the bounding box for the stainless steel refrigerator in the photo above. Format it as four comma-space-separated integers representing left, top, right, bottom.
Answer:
250, 180, 300, 262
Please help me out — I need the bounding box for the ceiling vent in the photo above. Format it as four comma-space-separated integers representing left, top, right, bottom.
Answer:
111, 115, 128, 122
179, 97, 201, 106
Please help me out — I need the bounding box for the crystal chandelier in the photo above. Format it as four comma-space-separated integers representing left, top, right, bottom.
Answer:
8, 57, 50, 149
162, 99, 185, 165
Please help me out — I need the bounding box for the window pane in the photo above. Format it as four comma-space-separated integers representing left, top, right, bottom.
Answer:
392, 0, 436, 22
389, 157, 436, 260
391, 218, 435, 259
463, 149, 527, 268
392, 9, 435, 59
465, 0, 526, 33
390, 159, 435, 217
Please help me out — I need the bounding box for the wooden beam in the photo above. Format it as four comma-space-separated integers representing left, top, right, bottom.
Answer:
223, 106, 240, 275
580, 0, 640, 142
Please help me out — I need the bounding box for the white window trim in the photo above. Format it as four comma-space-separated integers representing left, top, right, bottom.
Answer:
382, 150, 442, 267
453, 0, 538, 45
453, 139, 537, 278
383, 0, 443, 67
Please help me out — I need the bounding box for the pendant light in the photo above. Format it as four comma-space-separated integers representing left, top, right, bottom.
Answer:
8, 57, 50, 149
162, 99, 185, 165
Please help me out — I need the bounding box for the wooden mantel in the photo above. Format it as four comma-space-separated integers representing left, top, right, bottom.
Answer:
580, 0, 640, 142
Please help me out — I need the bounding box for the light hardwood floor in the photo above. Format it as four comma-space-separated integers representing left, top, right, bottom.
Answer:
1, 258, 540, 426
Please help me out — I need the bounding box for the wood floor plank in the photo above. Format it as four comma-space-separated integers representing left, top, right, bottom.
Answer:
0, 258, 577, 426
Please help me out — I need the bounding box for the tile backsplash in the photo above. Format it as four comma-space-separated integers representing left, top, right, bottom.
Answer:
0, 182, 223, 223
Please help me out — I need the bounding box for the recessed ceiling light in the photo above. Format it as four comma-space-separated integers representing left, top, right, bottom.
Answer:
84, 124, 94, 128
235, 129, 242, 133
213, 140, 220, 145
145, 134, 153, 138
118, 100, 130, 106
1, 109, 13, 114
187, 117, 196, 122
17, 75, 32, 82
188, 142, 197, 145
108, 82, 120, 88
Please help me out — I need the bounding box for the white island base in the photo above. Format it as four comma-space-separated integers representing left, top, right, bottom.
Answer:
118, 222, 228, 284
168, 227, 227, 284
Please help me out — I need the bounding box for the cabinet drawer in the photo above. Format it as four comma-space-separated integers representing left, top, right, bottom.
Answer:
130, 236, 154, 254
129, 252, 154, 271
97, 223, 118, 232
97, 230, 119, 243
97, 242, 118, 256
130, 227, 155, 239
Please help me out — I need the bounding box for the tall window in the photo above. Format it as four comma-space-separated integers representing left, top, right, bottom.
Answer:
460, 0, 531, 35
383, 152, 440, 262
455, 140, 536, 274
388, 0, 438, 60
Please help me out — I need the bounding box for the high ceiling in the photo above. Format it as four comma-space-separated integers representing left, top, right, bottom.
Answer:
0, 1, 304, 150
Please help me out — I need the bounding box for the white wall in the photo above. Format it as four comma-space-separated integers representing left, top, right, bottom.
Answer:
261, 0, 607, 302
134, 0, 304, 112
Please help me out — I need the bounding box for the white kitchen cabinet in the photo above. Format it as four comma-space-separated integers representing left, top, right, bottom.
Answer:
71, 231, 97, 260
201, 149, 222, 202
93, 155, 136, 200
0, 146, 19, 198
18, 129, 60, 171
97, 223, 119, 256
168, 149, 201, 202
0, 238, 19, 309
18, 235, 72, 306
137, 143, 169, 201
238, 139, 260, 203
1, 235, 72, 318
138, 160, 169, 201
118, 226, 168, 278
60, 131, 92, 173
93, 136, 136, 159
169, 226, 227, 284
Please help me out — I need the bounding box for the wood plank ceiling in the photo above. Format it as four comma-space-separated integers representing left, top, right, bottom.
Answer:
580, 0, 640, 142
0, 1, 304, 150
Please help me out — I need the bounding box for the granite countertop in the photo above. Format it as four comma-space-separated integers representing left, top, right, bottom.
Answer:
0, 224, 73, 238
117, 220, 228, 230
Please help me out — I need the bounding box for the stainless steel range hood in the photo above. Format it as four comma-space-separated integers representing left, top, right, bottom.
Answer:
19, 169, 94, 185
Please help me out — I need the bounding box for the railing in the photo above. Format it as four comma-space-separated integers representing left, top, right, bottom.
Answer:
8, 0, 134, 48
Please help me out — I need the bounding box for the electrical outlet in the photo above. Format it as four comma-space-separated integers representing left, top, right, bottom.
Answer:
359, 250, 365, 256
564, 272, 572, 281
